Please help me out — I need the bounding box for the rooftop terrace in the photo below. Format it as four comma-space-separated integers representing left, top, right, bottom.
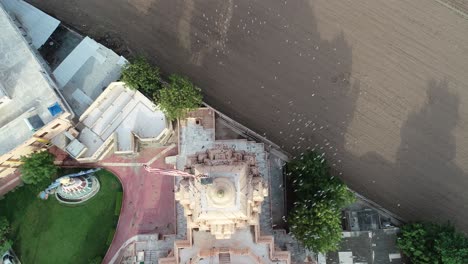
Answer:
326, 228, 402, 264
76, 82, 167, 158
180, 229, 279, 264
0, 5, 66, 154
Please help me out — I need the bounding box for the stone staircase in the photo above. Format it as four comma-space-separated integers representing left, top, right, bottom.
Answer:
144, 249, 158, 263
218, 252, 231, 264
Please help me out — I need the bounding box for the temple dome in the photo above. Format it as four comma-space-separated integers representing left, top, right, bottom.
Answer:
207, 177, 236, 208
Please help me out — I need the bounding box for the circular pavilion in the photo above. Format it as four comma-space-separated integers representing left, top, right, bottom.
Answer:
55, 174, 100, 204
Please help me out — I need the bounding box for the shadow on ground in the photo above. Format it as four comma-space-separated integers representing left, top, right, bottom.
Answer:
355, 79, 468, 231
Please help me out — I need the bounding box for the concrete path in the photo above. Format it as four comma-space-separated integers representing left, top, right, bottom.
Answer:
100, 145, 177, 264
26, 0, 468, 233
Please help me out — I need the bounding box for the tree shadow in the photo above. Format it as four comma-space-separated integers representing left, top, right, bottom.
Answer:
357, 79, 468, 231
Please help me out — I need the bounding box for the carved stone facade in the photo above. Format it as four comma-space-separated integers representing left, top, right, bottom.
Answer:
159, 108, 291, 264
175, 146, 268, 239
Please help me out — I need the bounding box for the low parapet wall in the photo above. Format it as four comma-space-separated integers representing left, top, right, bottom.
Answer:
55, 176, 100, 205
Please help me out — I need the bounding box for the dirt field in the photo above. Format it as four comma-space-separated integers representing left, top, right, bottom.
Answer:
26, 0, 468, 232
439, 0, 468, 15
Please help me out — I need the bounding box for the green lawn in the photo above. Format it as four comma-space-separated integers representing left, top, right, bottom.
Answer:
0, 169, 122, 264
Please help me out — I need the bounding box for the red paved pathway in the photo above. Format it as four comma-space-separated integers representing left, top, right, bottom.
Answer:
101, 145, 177, 264
0, 171, 21, 196
0, 145, 177, 263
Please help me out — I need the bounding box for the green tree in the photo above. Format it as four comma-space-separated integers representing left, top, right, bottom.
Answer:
436, 229, 468, 264
20, 151, 58, 185
156, 74, 203, 120
397, 223, 437, 263
397, 222, 468, 264
286, 151, 355, 253
289, 201, 343, 253
0, 217, 12, 254
121, 57, 161, 97
287, 152, 355, 210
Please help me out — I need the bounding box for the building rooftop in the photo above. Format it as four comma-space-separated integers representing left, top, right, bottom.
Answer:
0, 5, 67, 155
2, 0, 126, 117
323, 204, 403, 264
180, 229, 277, 264
75, 82, 167, 158
162, 108, 292, 264
0, 0, 59, 49
326, 228, 402, 264
52, 36, 127, 116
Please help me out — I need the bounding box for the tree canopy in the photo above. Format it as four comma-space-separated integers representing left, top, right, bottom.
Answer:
286, 151, 355, 253
289, 201, 343, 253
156, 74, 203, 120
0, 217, 12, 254
397, 222, 468, 264
121, 57, 161, 97
20, 151, 58, 185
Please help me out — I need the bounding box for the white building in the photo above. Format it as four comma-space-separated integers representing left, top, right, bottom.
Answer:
0, 0, 126, 178
62, 82, 172, 162
0, 3, 73, 177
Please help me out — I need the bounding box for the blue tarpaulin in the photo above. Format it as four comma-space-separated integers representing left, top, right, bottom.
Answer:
48, 102, 63, 116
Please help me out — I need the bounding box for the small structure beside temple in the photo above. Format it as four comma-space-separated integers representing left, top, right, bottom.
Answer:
159, 108, 291, 264
60, 82, 172, 163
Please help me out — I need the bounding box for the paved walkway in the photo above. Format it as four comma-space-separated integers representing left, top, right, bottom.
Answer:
0, 171, 21, 196
100, 144, 177, 264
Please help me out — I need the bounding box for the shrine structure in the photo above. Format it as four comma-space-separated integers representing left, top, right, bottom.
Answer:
159, 108, 291, 264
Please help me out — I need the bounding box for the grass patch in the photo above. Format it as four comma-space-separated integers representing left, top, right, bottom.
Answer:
115, 192, 123, 216
0, 169, 122, 264
106, 228, 116, 246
